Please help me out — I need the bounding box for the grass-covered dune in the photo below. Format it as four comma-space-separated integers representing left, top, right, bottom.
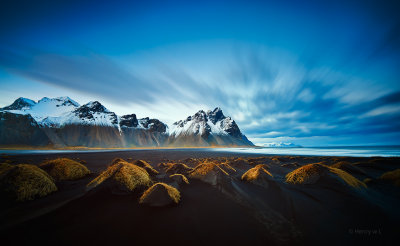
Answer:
169, 173, 189, 185
379, 169, 400, 186
132, 160, 159, 176
285, 163, 366, 190
87, 159, 152, 193
40, 158, 90, 181
0, 164, 57, 201
139, 182, 180, 207
241, 164, 273, 188
165, 163, 193, 175
189, 162, 232, 186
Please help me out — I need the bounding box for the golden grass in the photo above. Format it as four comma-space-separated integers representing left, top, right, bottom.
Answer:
189, 162, 229, 178
189, 162, 231, 186
331, 161, 366, 175
379, 169, 400, 186
165, 163, 193, 174
241, 164, 273, 182
87, 159, 151, 192
134, 160, 152, 168
158, 162, 173, 169
133, 160, 159, 175
111, 158, 125, 165
0, 164, 57, 201
139, 182, 180, 206
169, 174, 189, 185
40, 158, 90, 181
285, 163, 366, 189
331, 161, 352, 169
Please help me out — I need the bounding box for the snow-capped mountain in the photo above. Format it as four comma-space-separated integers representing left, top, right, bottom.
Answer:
167, 107, 253, 146
3, 96, 79, 120
0, 97, 253, 147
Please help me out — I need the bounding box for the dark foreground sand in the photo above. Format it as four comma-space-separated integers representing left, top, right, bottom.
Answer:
0, 149, 399, 246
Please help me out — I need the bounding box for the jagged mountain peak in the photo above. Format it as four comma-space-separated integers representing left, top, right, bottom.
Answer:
168, 107, 253, 146
138, 117, 167, 132
207, 107, 225, 124
173, 107, 225, 126
1, 97, 36, 110
120, 114, 138, 128
171, 107, 239, 136
193, 110, 208, 122
73, 101, 117, 125
38, 96, 80, 107
79, 101, 110, 113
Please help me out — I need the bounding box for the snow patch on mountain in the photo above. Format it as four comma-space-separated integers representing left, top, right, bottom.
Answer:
169, 108, 240, 137
2, 96, 80, 123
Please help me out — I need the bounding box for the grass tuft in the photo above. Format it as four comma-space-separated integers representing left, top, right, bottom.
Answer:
379, 169, 400, 186
40, 158, 90, 181
139, 182, 180, 206
169, 173, 189, 185
165, 163, 193, 175
87, 159, 151, 192
285, 163, 366, 189
242, 164, 273, 181
133, 160, 159, 175
0, 164, 57, 201
189, 162, 231, 186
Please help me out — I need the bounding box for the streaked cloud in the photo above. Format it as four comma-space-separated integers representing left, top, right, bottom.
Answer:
0, 0, 399, 146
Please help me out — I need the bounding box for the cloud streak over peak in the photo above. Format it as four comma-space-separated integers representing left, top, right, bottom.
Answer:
0, 0, 399, 146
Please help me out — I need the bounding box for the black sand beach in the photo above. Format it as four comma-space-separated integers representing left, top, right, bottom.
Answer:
0, 149, 399, 246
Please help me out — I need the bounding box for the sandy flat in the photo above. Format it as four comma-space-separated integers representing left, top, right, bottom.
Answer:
0, 149, 399, 246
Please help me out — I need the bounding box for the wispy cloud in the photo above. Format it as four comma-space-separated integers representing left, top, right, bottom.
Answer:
1, 41, 399, 146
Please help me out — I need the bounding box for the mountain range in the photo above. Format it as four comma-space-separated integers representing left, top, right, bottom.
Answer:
0, 97, 253, 148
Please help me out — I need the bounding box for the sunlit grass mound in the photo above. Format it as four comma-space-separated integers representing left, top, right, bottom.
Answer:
285, 163, 366, 190
87, 159, 151, 193
158, 162, 173, 169
40, 158, 90, 181
139, 183, 180, 207
331, 161, 366, 176
189, 162, 231, 186
242, 164, 273, 188
165, 163, 193, 175
169, 174, 189, 185
379, 169, 400, 186
133, 160, 159, 176
0, 164, 57, 202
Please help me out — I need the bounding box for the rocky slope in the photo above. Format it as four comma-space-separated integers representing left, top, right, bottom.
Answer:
0, 97, 253, 147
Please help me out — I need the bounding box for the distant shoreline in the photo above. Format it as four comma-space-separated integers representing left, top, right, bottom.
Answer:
1, 145, 399, 151
1, 145, 400, 157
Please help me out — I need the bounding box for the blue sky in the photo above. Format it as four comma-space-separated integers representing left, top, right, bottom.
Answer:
0, 0, 400, 146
